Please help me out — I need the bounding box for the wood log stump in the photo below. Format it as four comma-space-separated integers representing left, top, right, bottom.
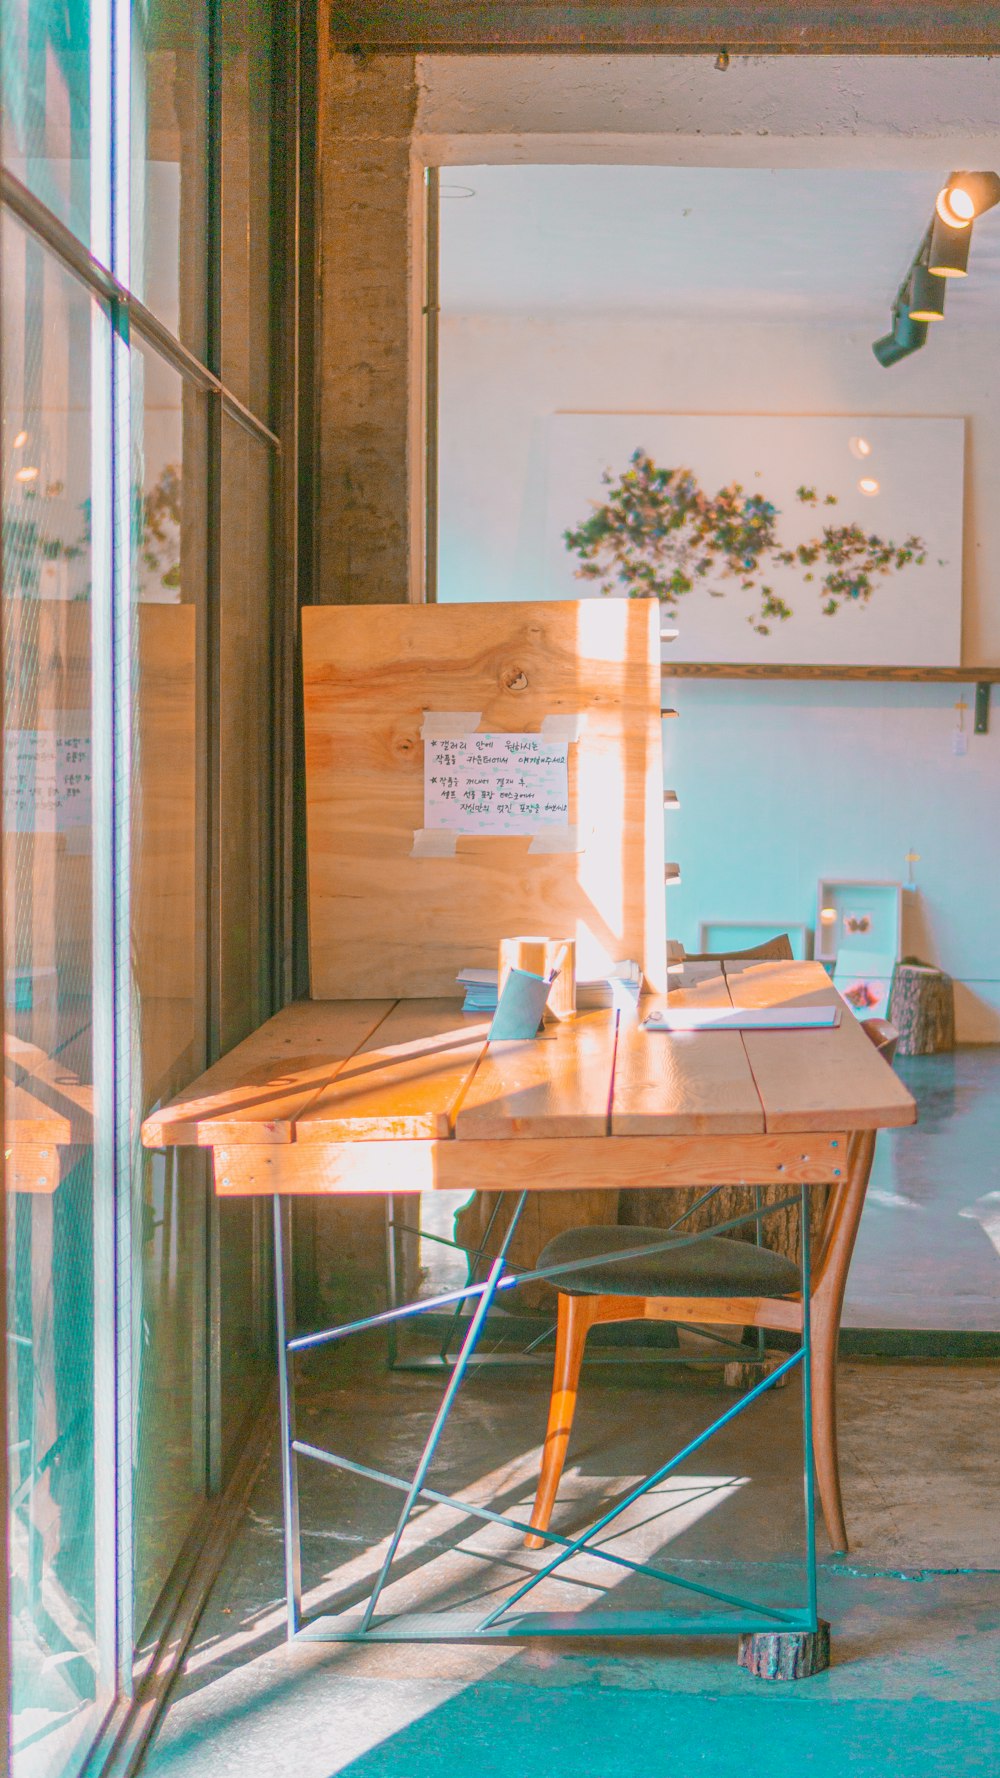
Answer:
722, 1353, 792, 1392
888, 960, 955, 1056
738, 1620, 831, 1680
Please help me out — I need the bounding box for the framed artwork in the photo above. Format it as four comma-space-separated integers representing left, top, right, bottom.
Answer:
833, 948, 897, 1023
696, 920, 812, 960
544, 414, 963, 666
816, 880, 902, 967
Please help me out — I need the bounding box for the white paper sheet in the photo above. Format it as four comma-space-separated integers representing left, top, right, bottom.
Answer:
642, 1006, 841, 1032
4, 723, 92, 833
424, 731, 569, 835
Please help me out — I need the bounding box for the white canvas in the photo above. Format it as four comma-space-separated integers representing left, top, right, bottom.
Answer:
544, 415, 963, 666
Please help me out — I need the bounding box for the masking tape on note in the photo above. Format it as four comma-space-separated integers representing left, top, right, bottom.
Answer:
539, 713, 587, 742
527, 824, 581, 855
410, 828, 458, 857
420, 711, 483, 738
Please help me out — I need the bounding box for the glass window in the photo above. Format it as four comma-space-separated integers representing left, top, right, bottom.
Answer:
130, 1, 210, 359
1, 0, 98, 251
2, 213, 113, 1778
220, 0, 274, 418
218, 416, 272, 1054
216, 417, 274, 1467
129, 337, 208, 1632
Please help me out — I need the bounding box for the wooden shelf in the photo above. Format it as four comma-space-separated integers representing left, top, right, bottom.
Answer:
660, 665, 1000, 682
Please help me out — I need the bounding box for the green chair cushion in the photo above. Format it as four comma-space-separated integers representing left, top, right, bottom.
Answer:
536, 1224, 800, 1299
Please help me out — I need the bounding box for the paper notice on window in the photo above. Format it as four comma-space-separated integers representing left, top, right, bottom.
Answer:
424, 730, 570, 835
4, 722, 92, 833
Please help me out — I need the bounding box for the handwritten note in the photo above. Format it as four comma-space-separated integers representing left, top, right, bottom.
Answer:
424, 731, 569, 834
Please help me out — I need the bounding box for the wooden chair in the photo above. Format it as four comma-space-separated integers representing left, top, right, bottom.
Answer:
525, 1016, 898, 1557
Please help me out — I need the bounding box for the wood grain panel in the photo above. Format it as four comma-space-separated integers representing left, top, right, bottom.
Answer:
302, 600, 666, 997
211, 1132, 845, 1196
455, 1010, 618, 1140
612, 1012, 762, 1137
725, 960, 917, 1132
295, 999, 490, 1141
141, 999, 395, 1146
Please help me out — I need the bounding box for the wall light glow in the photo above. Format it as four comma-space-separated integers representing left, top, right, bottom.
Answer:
858, 477, 880, 497
849, 436, 872, 459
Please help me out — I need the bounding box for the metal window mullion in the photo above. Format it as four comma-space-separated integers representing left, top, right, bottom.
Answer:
109, 293, 136, 1697
423, 167, 439, 603
0, 172, 281, 458
204, 0, 224, 1498
86, 0, 122, 1712
89, 284, 119, 1709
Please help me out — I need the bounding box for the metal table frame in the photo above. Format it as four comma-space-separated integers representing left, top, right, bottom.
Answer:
271, 1181, 819, 1648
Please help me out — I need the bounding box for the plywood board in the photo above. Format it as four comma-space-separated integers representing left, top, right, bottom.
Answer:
302, 600, 666, 997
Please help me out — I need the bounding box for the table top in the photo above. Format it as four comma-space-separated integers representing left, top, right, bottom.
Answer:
141, 960, 916, 1155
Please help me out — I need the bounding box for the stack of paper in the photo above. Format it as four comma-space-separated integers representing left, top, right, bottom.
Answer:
456, 969, 500, 1013
456, 960, 643, 1015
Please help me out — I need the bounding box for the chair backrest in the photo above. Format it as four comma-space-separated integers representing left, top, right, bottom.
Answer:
860, 1016, 898, 1064
684, 933, 795, 964
812, 1018, 900, 1308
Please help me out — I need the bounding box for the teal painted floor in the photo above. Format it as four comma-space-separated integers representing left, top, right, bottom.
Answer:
140, 1354, 1000, 1778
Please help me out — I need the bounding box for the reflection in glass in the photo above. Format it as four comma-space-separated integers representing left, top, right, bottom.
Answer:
221, 0, 274, 417
217, 418, 274, 1464
1, 0, 96, 249
130, 1, 209, 357
2, 215, 111, 1778
129, 339, 207, 1633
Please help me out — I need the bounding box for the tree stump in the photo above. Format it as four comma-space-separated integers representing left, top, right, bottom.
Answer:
722, 1353, 792, 1392
738, 1620, 831, 1680
888, 961, 955, 1056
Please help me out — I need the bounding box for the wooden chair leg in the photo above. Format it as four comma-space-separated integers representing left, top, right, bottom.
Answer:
810, 1304, 848, 1555
525, 1292, 596, 1550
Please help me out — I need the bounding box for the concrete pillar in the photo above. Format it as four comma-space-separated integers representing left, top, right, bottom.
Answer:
308, 37, 419, 1316
315, 40, 418, 605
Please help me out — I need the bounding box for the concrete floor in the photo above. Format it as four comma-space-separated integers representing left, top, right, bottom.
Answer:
141, 1347, 1000, 1778
845, 1047, 1000, 1331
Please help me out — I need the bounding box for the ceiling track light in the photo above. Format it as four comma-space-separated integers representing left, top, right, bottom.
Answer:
936, 170, 1000, 227
908, 262, 947, 322
928, 212, 971, 278
873, 170, 998, 368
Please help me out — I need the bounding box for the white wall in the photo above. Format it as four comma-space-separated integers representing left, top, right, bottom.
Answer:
438, 315, 1000, 1036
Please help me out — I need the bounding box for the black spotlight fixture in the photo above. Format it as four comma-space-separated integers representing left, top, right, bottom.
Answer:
872, 170, 999, 368
872, 303, 929, 367
907, 263, 947, 323
928, 212, 971, 279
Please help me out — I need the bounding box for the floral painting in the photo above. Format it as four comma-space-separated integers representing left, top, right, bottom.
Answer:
544, 416, 963, 665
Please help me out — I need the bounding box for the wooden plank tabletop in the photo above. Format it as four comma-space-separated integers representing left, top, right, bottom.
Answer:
140, 961, 916, 1158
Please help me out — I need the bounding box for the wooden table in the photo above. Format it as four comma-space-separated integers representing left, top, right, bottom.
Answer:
141, 960, 916, 1659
